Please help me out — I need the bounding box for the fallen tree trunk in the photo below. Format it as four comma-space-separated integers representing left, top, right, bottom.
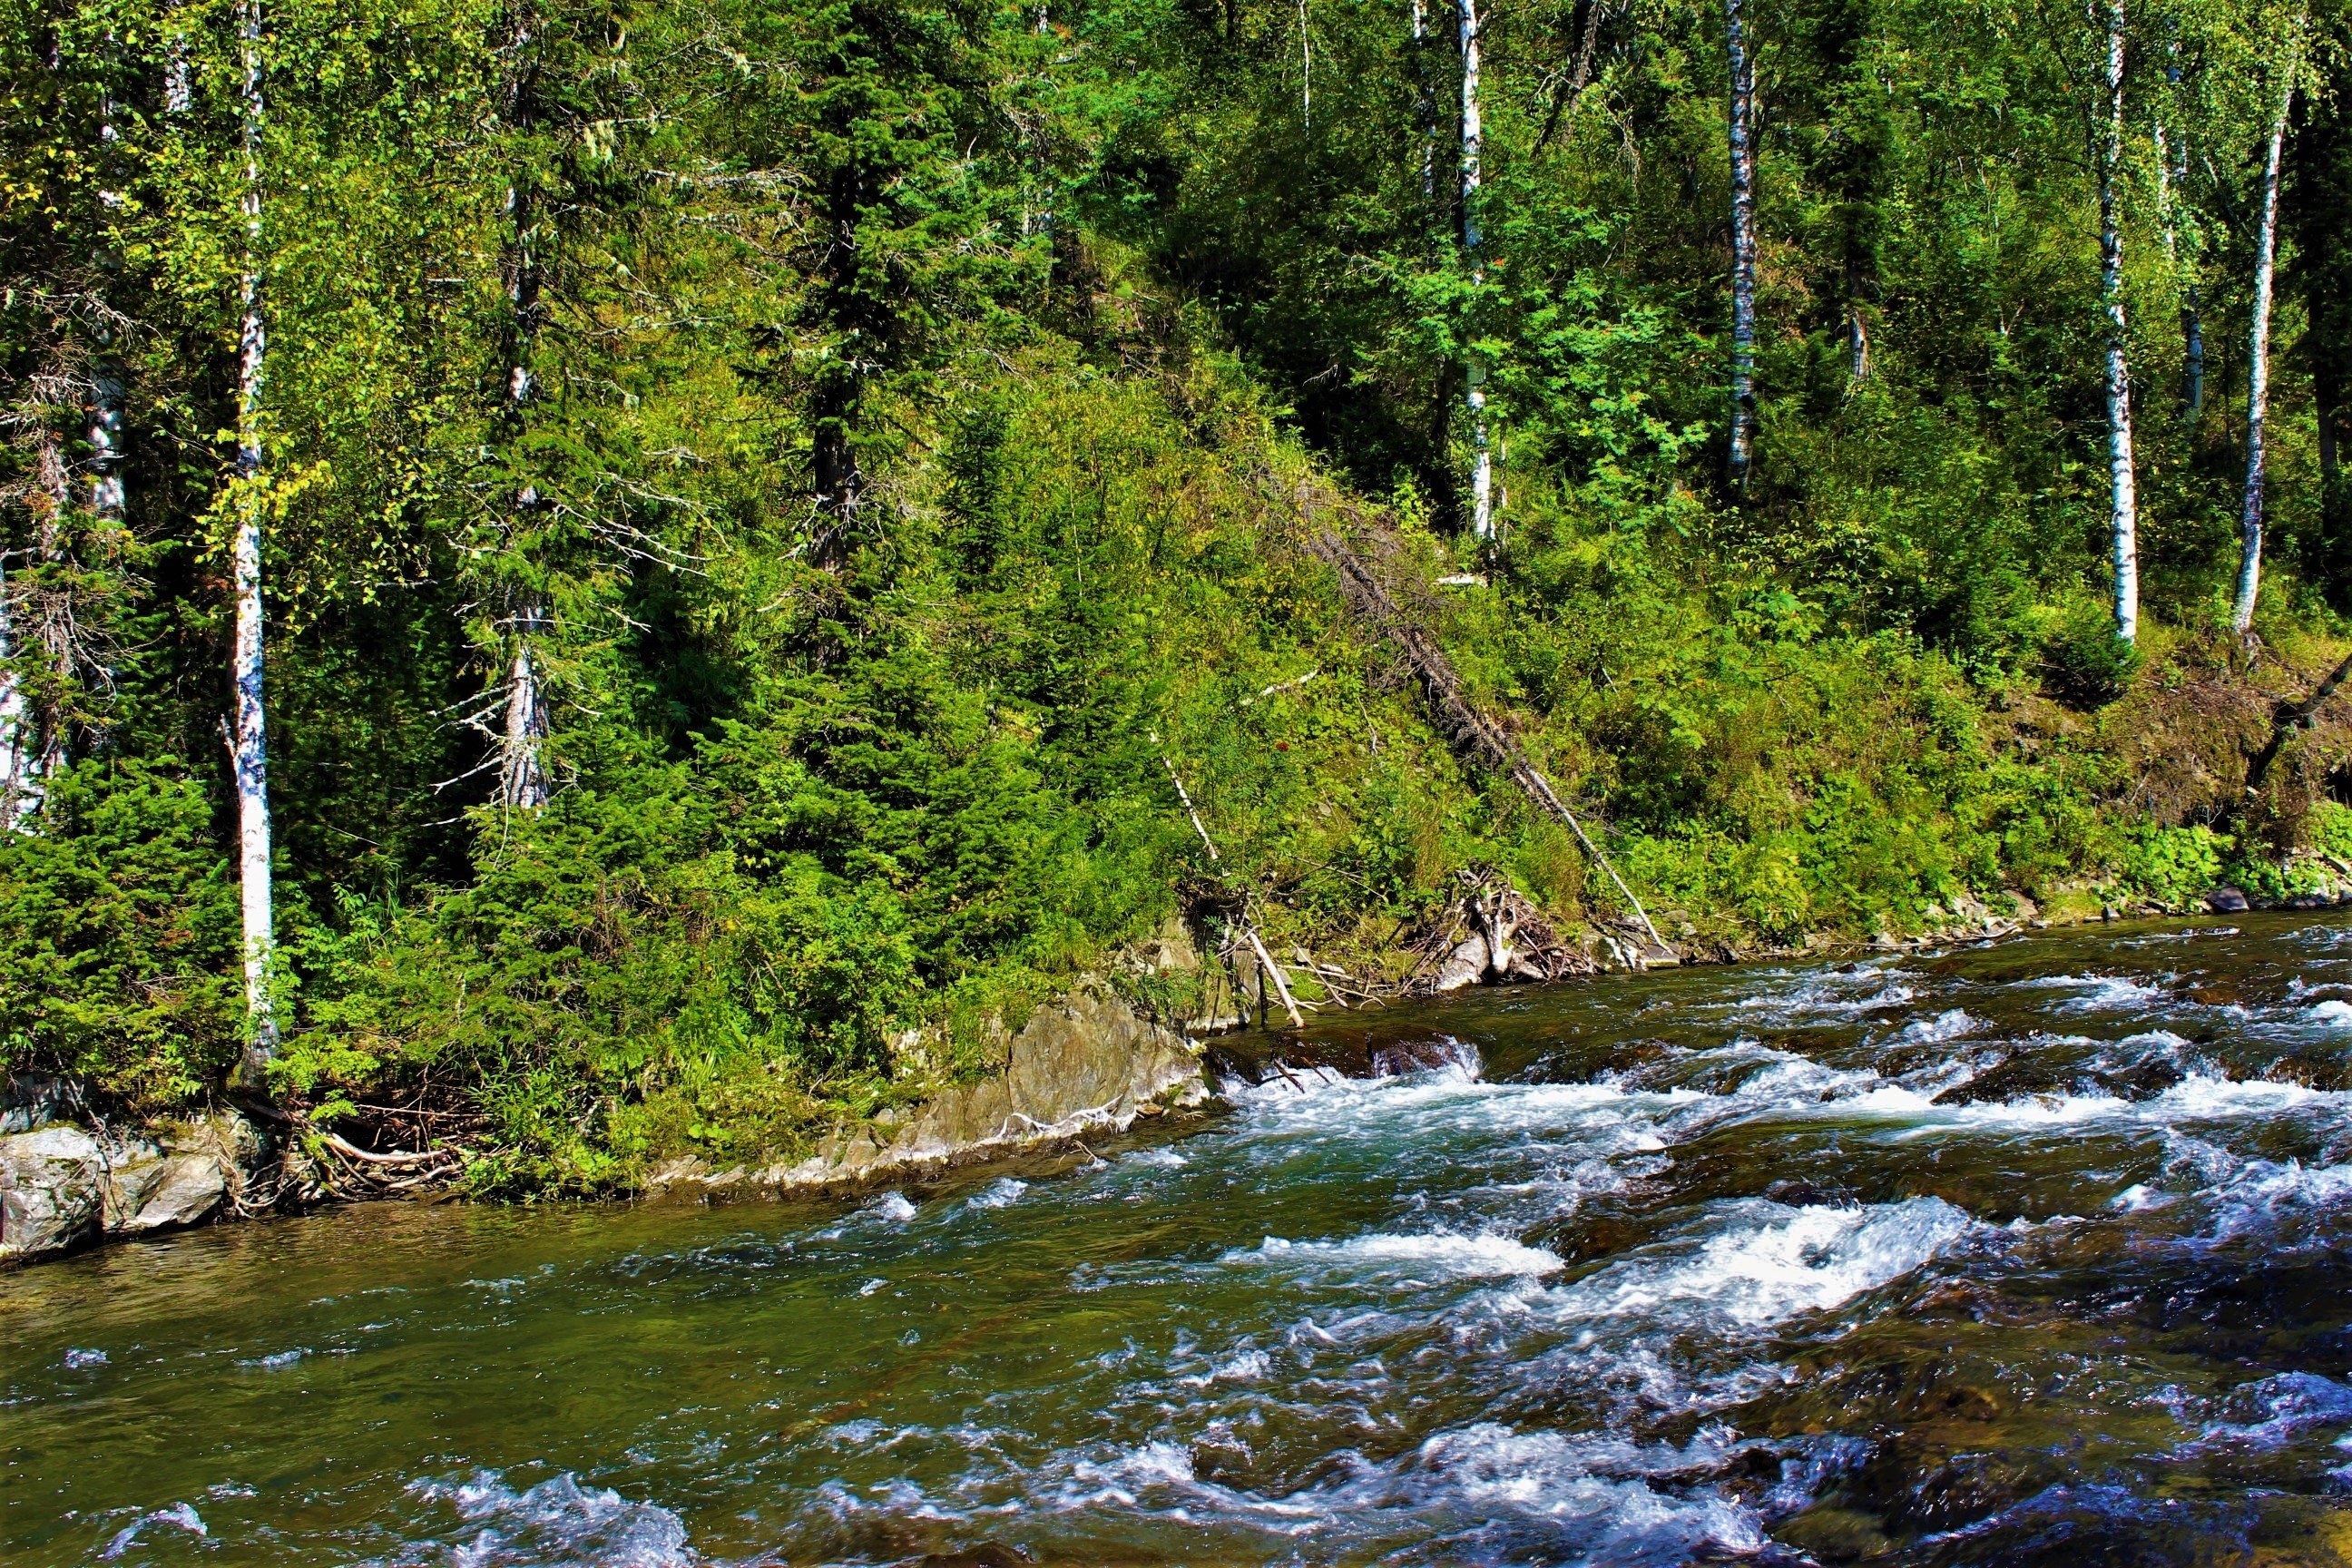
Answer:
1295, 514, 1667, 955
2245, 647, 2352, 798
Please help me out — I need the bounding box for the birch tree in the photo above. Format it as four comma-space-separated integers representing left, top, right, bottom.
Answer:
0, 546, 27, 833
230, 0, 279, 1072
1458, 0, 1494, 543
2154, 42, 2204, 418
2097, 0, 2139, 644
491, 0, 549, 811
2230, 23, 2301, 636
1725, 0, 1759, 485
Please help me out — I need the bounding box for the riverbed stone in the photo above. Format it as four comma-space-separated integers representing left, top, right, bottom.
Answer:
0, 1124, 109, 1261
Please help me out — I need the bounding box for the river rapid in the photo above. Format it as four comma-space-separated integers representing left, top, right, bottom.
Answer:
15, 914, 2352, 1566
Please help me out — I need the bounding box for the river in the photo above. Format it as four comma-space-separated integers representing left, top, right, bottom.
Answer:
12, 914, 2352, 1565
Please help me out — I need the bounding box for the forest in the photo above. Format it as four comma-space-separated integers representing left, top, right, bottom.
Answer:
2, 0, 2348, 1188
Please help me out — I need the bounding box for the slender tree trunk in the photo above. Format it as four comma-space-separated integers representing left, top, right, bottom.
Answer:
1458, 0, 1494, 544
88, 360, 124, 523
2233, 71, 2294, 635
0, 549, 28, 834
1725, 0, 1759, 485
494, 1, 550, 810
2099, 0, 2139, 644
1412, 0, 1436, 206
17, 430, 71, 809
2159, 44, 2204, 419
90, 61, 127, 529
231, 0, 277, 1074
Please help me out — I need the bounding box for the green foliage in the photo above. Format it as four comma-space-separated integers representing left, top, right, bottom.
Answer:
2310, 800, 2352, 862
0, 759, 241, 1105
2038, 597, 2145, 710
2110, 824, 2230, 911
5, 0, 2350, 1196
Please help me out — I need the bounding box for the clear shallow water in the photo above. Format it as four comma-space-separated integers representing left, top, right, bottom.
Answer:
14, 917, 2352, 1564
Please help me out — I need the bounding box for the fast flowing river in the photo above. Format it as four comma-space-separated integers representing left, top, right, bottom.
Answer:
14, 915, 2352, 1566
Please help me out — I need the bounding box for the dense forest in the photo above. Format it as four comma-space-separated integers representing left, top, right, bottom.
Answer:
3, 0, 2348, 1187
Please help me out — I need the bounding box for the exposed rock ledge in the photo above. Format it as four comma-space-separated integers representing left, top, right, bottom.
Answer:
1, 1081, 275, 1265
647, 991, 1210, 1197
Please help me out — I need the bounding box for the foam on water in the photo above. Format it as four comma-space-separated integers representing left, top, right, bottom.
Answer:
409, 1472, 694, 1568
2199, 1372, 2352, 1450
1548, 1197, 1976, 1330
1895, 1007, 1979, 1044
2032, 972, 2175, 1014
1226, 1230, 1566, 1279
965, 1177, 1028, 1210
99, 1503, 205, 1562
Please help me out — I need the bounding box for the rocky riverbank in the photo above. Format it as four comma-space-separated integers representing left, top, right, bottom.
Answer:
6, 871, 2338, 1268
0, 1079, 279, 1264
644, 990, 1212, 1199
0, 989, 1214, 1266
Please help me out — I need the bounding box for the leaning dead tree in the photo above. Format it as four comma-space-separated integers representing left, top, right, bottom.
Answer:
2244, 645, 2352, 799
1158, 753, 1306, 1026
1293, 495, 1667, 954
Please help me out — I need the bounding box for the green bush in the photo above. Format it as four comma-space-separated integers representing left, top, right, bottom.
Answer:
0, 759, 242, 1107
2109, 824, 2230, 911
2039, 599, 2143, 710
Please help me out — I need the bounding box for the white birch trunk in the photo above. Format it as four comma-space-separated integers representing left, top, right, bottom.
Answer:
493, 5, 552, 811
92, 65, 127, 526
1725, 0, 1759, 484
1458, 0, 1494, 543
0, 551, 28, 833
498, 603, 550, 809
1412, 0, 1436, 204
232, 0, 277, 1071
2156, 52, 2204, 420
2098, 0, 2139, 644
12, 434, 71, 820
2232, 72, 2294, 634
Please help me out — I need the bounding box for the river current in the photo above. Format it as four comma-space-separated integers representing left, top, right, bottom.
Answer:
14, 914, 2352, 1565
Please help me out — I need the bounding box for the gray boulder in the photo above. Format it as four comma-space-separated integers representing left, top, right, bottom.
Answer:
0, 1125, 108, 1261
99, 1134, 228, 1234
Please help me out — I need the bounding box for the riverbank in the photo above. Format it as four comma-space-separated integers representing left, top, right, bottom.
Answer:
10, 874, 2346, 1269
14, 911, 2352, 1566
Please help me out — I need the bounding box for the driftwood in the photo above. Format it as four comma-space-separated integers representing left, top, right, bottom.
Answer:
1295, 509, 1667, 956
1406, 866, 1591, 994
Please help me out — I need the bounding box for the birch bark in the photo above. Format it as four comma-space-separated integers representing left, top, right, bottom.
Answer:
231, 0, 278, 1070
494, 1, 550, 810
2232, 65, 2296, 635
91, 62, 125, 526
1458, 0, 1494, 543
2157, 50, 2203, 419
2098, 0, 2139, 643
1412, 0, 1436, 204
1725, 0, 1759, 485
0, 549, 27, 833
